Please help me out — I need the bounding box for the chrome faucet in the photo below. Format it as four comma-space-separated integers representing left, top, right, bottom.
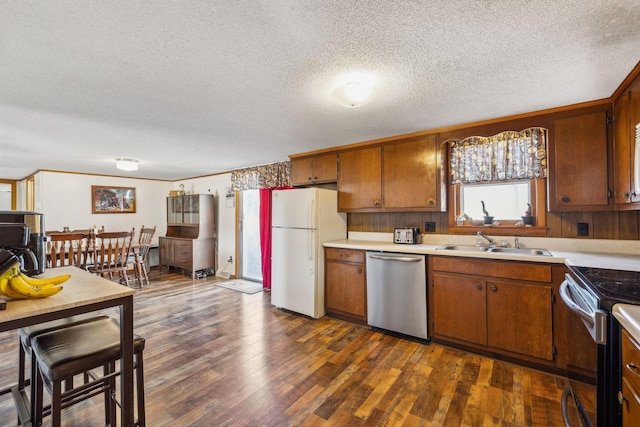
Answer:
476, 231, 495, 247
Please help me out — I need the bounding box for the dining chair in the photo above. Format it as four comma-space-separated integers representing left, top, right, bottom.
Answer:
46, 232, 90, 268
88, 228, 135, 286
133, 225, 156, 287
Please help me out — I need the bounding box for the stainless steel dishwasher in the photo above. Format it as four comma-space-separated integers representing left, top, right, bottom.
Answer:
366, 252, 427, 340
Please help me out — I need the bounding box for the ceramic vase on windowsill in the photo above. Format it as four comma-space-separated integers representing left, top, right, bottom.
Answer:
521, 216, 534, 226
521, 203, 534, 226
483, 216, 494, 225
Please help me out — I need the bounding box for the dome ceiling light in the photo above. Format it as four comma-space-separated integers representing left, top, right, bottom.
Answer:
331, 74, 377, 108
116, 158, 138, 171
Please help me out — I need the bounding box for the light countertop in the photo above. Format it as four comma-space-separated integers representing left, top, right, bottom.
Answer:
613, 304, 640, 343
323, 232, 640, 272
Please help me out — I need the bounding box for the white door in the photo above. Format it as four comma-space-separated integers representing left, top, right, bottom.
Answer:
271, 227, 317, 317
272, 189, 316, 229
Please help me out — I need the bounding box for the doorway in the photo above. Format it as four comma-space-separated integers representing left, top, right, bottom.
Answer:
239, 190, 263, 283
0, 180, 16, 210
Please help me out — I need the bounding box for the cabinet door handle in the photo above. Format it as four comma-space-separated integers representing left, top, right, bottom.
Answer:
561, 197, 570, 203
626, 363, 640, 378
357, 268, 362, 274
373, 200, 380, 207
491, 285, 498, 292
619, 390, 626, 405
475, 283, 483, 290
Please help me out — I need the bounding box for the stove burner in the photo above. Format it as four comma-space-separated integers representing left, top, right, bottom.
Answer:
596, 281, 640, 298
574, 266, 640, 307
579, 268, 640, 284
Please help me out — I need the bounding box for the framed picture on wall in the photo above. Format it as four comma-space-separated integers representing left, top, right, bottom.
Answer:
91, 186, 136, 214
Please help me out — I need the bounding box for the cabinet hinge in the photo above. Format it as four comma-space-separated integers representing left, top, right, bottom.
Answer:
552, 344, 557, 357
606, 114, 612, 126
608, 189, 613, 199
551, 293, 555, 304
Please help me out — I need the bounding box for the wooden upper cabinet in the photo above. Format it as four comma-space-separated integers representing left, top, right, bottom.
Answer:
631, 81, 640, 204
338, 146, 383, 210
383, 135, 441, 209
614, 91, 632, 206
337, 135, 444, 212
613, 70, 640, 209
549, 107, 612, 211
290, 154, 337, 186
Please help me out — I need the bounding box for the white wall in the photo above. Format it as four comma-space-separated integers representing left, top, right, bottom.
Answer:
173, 173, 235, 276
18, 171, 235, 274
38, 171, 170, 246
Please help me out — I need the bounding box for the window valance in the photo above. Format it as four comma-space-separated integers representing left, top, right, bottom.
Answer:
449, 127, 547, 184
231, 161, 290, 191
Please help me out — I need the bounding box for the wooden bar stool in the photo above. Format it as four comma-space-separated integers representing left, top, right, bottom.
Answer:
31, 317, 146, 427
18, 313, 109, 397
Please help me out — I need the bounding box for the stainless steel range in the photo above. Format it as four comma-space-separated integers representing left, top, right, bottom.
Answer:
560, 265, 640, 427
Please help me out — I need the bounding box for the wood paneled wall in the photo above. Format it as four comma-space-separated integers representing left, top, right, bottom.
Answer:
348, 210, 640, 240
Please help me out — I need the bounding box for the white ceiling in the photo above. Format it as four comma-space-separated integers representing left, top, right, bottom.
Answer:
1, 0, 640, 181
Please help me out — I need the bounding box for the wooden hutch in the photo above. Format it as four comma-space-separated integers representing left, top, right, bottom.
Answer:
159, 194, 216, 278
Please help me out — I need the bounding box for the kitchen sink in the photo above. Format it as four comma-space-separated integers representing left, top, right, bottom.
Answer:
436, 245, 489, 252
487, 247, 552, 256
436, 245, 551, 256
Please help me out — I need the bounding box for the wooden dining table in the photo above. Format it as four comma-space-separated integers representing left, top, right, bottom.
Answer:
0, 266, 136, 426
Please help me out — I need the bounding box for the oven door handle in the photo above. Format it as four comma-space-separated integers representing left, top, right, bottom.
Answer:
559, 278, 608, 345
559, 279, 594, 324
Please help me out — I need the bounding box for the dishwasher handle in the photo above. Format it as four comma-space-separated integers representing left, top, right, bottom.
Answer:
368, 254, 423, 262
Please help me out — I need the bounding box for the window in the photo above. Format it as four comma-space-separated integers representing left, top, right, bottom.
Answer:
447, 128, 548, 235
460, 181, 530, 221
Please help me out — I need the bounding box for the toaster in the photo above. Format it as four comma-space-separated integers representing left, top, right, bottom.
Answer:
394, 227, 422, 244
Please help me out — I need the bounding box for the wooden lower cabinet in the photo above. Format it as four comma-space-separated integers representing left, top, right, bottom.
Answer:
486, 279, 553, 360
159, 236, 216, 279
430, 256, 555, 364
325, 248, 366, 323
621, 329, 640, 426
431, 273, 486, 345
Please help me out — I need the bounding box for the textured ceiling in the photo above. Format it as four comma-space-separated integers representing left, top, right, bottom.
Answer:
1, 0, 640, 180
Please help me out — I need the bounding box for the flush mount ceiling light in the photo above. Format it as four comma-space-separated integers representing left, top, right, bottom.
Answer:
116, 158, 138, 171
331, 73, 377, 108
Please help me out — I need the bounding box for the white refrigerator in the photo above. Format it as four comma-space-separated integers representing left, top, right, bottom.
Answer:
271, 188, 347, 318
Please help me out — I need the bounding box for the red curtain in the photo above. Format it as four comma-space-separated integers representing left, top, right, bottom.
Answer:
259, 186, 292, 290
259, 188, 272, 290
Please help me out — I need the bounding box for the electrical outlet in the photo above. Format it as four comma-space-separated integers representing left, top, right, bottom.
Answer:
424, 222, 436, 233
227, 256, 233, 263
577, 222, 589, 237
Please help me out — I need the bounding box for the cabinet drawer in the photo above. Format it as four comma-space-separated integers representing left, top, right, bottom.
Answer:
432, 256, 552, 283
326, 248, 364, 263
623, 330, 640, 393
622, 377, 640, 426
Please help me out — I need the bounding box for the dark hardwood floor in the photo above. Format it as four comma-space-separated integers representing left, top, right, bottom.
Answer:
0, 269, 594, 426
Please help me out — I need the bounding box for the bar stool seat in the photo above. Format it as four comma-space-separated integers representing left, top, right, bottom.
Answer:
18, 313, 110, 392
31, 317, 146, 427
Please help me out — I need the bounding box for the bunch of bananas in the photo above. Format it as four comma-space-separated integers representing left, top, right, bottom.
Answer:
0, 259, 70, 299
